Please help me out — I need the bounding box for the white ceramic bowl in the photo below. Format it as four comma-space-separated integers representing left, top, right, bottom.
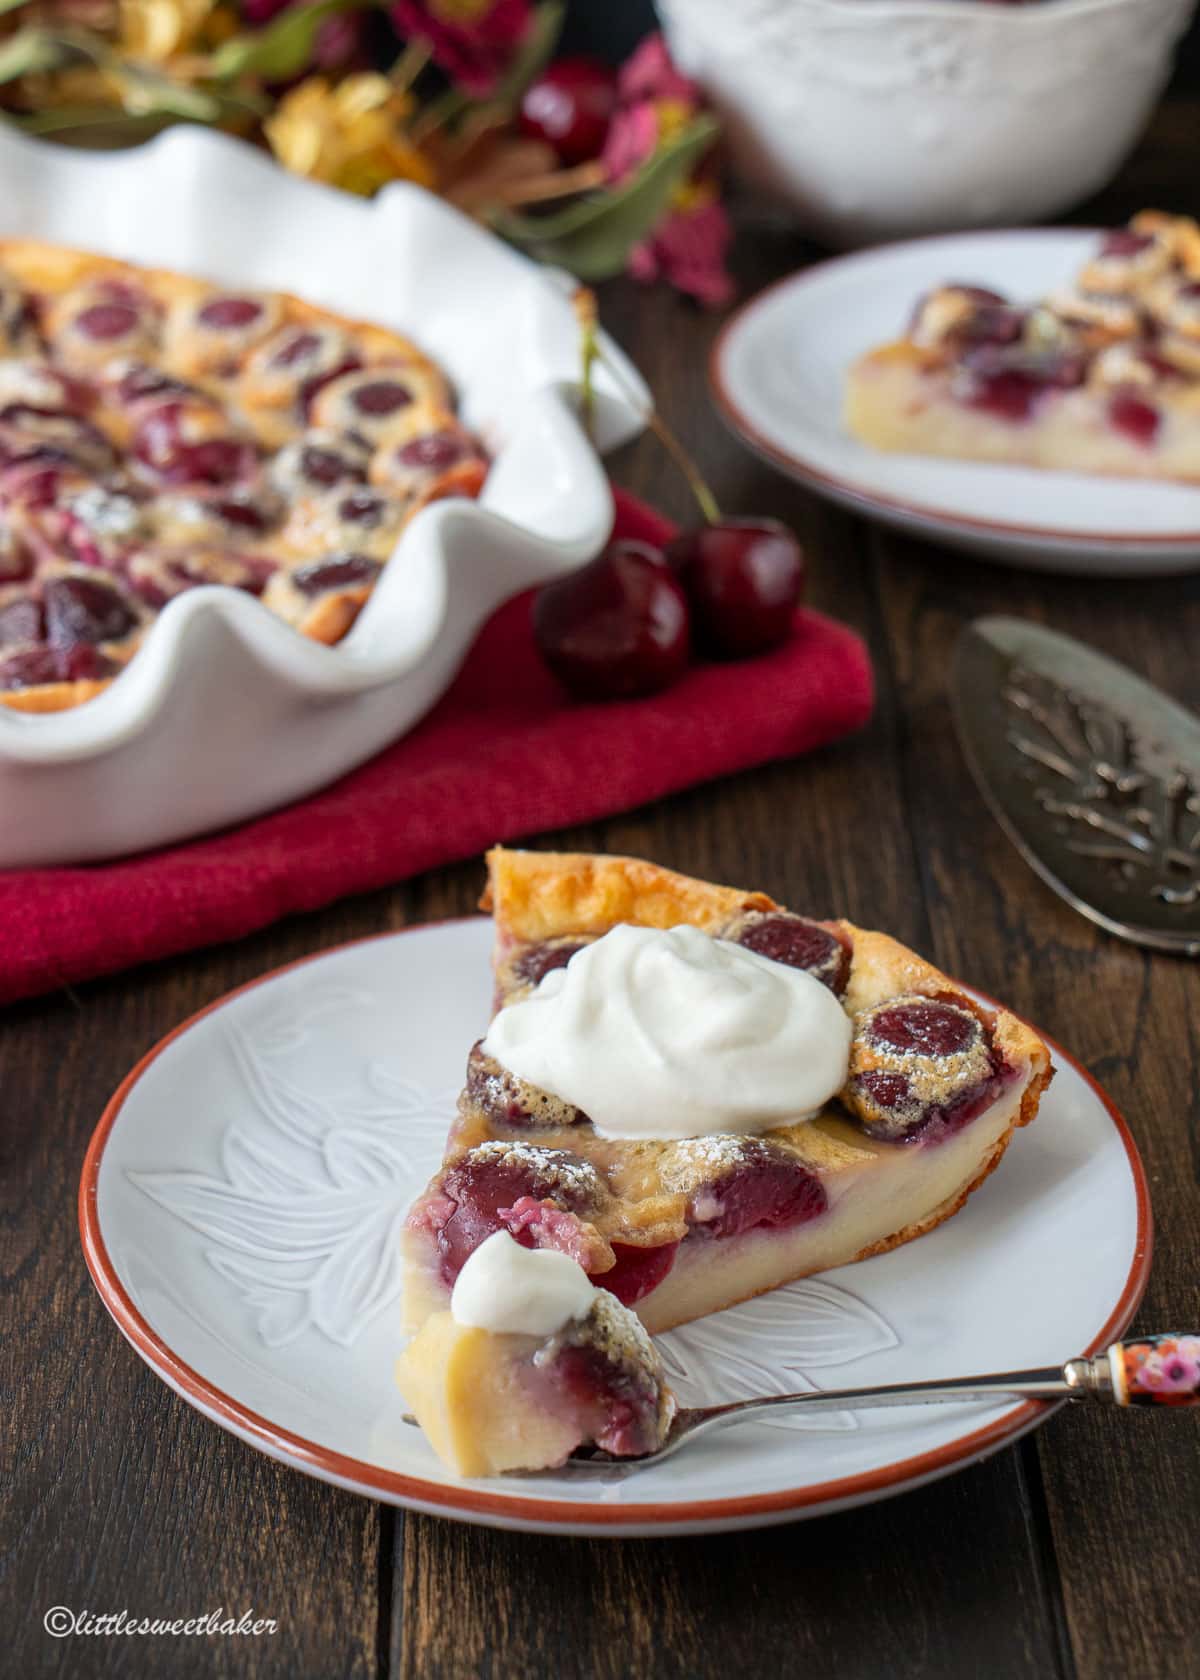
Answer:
0, 126, 647, 869
657, 0, 1197, 247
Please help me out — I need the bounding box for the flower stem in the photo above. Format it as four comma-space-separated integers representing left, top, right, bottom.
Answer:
390, 37, 432, 97
494, 159, 605, 208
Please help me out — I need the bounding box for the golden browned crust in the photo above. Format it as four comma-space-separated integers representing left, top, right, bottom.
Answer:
483, 849, 1052, 1112
839, 923, 1052, 1107
0, 240, 434, 385
401, 851, 1059, 1338
408, 458, 489, 513
0, 676, 113, 712
298, 586, 372, 645
482, 847, 777, 940
850, 1126, 1018, 1265
643, 1130, 1024, 1335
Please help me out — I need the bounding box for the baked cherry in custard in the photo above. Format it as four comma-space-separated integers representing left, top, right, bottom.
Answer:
848, 210, 1200, 480
0, 237, 490, 707
402, 848, 1054, 1360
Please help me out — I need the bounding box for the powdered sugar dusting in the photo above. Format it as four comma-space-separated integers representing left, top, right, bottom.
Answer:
465, 1139, 605, 1205
581, 1288, 659, 1373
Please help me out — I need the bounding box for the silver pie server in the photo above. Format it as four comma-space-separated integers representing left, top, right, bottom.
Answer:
950, 617, 1200, 956
403, 1330, 1199, 1479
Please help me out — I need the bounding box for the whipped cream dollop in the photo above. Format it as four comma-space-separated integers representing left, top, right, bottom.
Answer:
482, 923, 852, 1141
450, 1230, 596, 1336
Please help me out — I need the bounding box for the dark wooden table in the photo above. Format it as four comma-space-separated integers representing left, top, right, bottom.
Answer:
8, 101, 1200, 1680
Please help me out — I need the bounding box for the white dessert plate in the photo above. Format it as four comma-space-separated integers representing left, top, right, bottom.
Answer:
0, 125, 647, 869
711, 228, 1200, 575
80, 917, 1150, 1538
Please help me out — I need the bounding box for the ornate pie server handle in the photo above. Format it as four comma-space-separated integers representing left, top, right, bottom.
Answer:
1108, 1333, 1200, 1408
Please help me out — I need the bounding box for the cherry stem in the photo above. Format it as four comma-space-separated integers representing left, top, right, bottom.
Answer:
573, 285, 599, 441
572, 285, 721, 526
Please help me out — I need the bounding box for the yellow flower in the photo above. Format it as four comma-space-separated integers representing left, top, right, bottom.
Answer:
265, 74, 437, 197
653, 97, 693, 147
671, 175, 718, 214
118, 0, 215, 62
426, 0, 495, 19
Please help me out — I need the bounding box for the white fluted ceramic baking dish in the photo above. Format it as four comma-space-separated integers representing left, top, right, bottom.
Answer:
0, 125, 647, 868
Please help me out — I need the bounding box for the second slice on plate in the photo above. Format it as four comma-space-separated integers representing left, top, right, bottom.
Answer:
398, 848, 1053, 1474
845, 211, 1200, 482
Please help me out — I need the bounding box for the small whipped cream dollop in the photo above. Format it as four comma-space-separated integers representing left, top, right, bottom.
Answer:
482, 923, 852, 1142
450, 1230, 596, 1336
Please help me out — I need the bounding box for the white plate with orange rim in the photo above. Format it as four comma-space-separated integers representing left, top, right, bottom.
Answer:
711, 227, 1200, 576
80, 916, 1150, 1538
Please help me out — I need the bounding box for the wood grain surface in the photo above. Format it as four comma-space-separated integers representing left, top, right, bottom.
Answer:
6, 102, 1200, 1680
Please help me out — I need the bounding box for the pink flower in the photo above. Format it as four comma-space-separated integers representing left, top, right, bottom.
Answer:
629, 197, 734, 309
390, 0, 532, 95
600, 100, 660, 185
617, 31, 700, 107
241, 0, 295, 24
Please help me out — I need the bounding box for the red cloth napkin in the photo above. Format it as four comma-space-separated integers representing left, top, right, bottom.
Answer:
1, 492, 872, 1005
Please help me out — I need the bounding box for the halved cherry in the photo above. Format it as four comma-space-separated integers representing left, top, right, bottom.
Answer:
290, 553, 381, 597
132, 401, 257, 488
845, 994, 1011, 1143
733, 913, 850, 995
514, 939, 587, 987
865, 997, 981, 1058
0, 592, 43, 647
196, 296, 266, 331
74, 302, 143, 342
1109, 390, 1161, 447
44, 574, 138, 648
1100, 229, 1155, 259
0, 641, 116, 690
595, 1241, 679, 1306
433, 1144, 603, 1284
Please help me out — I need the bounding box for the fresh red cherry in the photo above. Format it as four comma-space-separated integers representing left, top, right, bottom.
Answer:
519, 56, 617, 165
666, 518, 804, 659
533, 539, 690, 701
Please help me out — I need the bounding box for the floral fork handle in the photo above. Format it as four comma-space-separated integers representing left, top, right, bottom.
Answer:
1113, 1333, 1200, 1406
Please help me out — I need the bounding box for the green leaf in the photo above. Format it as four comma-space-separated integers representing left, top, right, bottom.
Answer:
492, 112, 719, 281
490, 0, 564, 110
11, 104, 172, 140
0, 28, 74, 84
116, 63, 222, 121
209, 0, 361, 82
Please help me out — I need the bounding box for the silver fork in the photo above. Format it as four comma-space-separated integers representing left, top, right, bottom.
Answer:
404, 1330, 1197, 1479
